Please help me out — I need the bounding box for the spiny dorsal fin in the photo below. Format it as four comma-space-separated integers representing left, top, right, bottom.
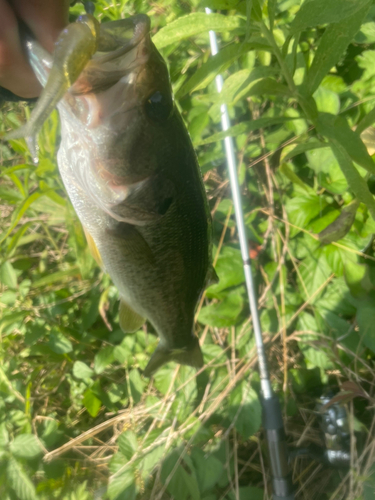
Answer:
119, 299, 145, 333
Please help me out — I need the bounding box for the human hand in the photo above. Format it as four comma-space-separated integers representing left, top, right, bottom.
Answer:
0, 0, 70, 98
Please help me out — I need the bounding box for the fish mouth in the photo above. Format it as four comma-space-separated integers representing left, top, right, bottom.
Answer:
70, 14, 153, 96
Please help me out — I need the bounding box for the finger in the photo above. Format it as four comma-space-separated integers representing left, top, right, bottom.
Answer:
0, 0, 41, 97
11, 0, 70, 52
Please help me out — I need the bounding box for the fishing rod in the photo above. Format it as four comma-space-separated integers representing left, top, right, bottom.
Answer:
205, 8, 294, 500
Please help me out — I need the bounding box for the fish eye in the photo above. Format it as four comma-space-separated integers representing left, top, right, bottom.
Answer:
145, 91, 173, 122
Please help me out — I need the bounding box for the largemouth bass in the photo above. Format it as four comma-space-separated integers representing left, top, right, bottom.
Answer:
7, 14, 216, 377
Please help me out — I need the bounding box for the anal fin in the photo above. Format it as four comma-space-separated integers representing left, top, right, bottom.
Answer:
119, 299, 145, 333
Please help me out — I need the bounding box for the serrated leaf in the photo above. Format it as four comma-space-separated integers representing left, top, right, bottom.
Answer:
291, 0, 371, 34
118, 431, 138, 460
73, 361, 94, 380
10, 434, 43, 459
153, 13, 244, 49
161, 450, 201, 500
227, 383, 261, 439
83, 389, 102, 417
304, 2, 371, 94
7, 457, 37, 500
191, 448, 223, 493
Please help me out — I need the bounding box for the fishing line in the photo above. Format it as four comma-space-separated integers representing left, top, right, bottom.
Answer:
205, 8, 295, 499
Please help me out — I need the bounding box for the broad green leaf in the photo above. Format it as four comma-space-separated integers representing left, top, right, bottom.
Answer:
191, 448, 223, 493
206, 246, 243, 296
229, 487, 264, 500
94, 346, 115, 374
107, 469, 136, 500
344, 261, 373, 298
313, 87, 340, 115
177, 41, 271, 98
7, 457, 37, 500
0, 261, 17, 289
129, 369, 145, 404
198, 291, 243, 327
153, 13, 244, 49
48, 331, 73, 354
290, 0, 371, 34
355, 50, 375, 81
304, 2, 371, 94
356, 293, 375, 352
83, 389, 102, 417
9, 434, 43, 459
285, 194, 328, 234
0, 423, 9, 448
227, 383, 262, 439
329, 141, 375, 220
118, 430, 138, 460
299, 249, 332, 300
73, 361, 94, 380
161, 450, 201, 500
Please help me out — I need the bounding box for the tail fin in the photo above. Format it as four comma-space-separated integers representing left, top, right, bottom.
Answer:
143, 337, 203, 377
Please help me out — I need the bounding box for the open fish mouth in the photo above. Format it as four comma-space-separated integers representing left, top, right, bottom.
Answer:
71, 14, 153, 96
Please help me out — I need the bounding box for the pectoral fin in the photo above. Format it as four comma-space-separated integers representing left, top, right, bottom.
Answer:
143, 337, 204, 377
83, 227, 103, 268
106, 223, 155, 266
119, 299, 145, 333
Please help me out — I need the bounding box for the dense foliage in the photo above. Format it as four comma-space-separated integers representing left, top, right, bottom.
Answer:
1, 0, 375, 498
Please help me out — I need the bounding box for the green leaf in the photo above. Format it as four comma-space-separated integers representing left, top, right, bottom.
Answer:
7, 457, 37, 500
356, 293, 375, 352
317, 200, 360, 244
299, 249, 332, 300
206, 246, 243, 296
118, 430, 138, 460
177, 41, 270, 98
0, 261, 17, 289
356, 106, 375, 135
161, 450, 201, 500
313, 87, 340, 115
279, 163, 311, 191
73, 361, 94, 380
83, 389, 102, 417
48, 331, 73, 354
304, 2, 371, 94
153, 13, 244, 49
107, 469, 136, 500
196, 116, 293, 146
290, 0, 371, 34
198, 291, 243, 327
9, 434, 43, 459
227, 383, 261, 439
0, 191, 44, 244
94, 346, 115, 374
190, 448, 223, 493
0, 423, 9, 448
31, 266, 80, 288
282, 141, 329, 162
329, 141, 375, 220
356, 50, 375, 81
344, 261, 373, 298
285, 194, 328, 234
128, 369, 145, 404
